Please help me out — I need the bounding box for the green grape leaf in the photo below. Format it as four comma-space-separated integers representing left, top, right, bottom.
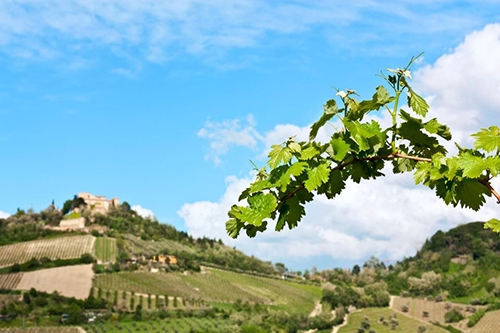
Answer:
268, 144, 292, 168
301, 145, 320, 160
484, 218, 500, 233
424, 118, 452, 141
486, 156, 500, 176
249, 179, 273, 193
226, 218, 242, 238
407, 88, 429, 117
456, 153, 489, 178
329, 137, 351, 161
277, 161, 308, 190
239, 193, 277, 227
244, 222, 268, 238
317, 169, 346, 199
349, 86, 391, 121
276, 197, 306, 231
309, 99, 339, 140
344, 120, 384, 152
305, 162, 330, 191
471, 126, 500, 153
455, 179, 490, 210
414, 161, 432, 184
399, 121, 439, 147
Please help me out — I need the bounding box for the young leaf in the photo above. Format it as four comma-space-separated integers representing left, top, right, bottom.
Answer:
268, 144, 292, 168
484, 218, 500, 233
277, 161, 308, 191
407, 88, 429, 117
456, 153, 489, 178
239, 193, 277, 227
329, 137, 351, 161
304, 162, 330, 191
300, 145, 320, 160
317, 169, 346, 199
309, 99, 339, 140
424, 118, 452, 141
471, 126, 500, 153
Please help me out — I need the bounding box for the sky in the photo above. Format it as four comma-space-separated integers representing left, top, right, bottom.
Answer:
1, 1, 500, 272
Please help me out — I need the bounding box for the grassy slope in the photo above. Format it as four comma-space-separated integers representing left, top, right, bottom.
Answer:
338, 308, 449, 333
93, 267, 320, 314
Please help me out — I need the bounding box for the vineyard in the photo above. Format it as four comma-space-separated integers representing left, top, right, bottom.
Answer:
121, 234, 195, 257
392, 297, 480, 325
89, 288, 202, 312
94, 237, 117, 263
84, 317, 234, 333
0, 273, 22, 290
0, 235, 95, 268
338, 308, 449, 333
93, 267, 320, 313
0, 328, 82, 333
469, 309, 500, 333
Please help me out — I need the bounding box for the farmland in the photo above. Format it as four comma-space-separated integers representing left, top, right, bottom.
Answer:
93, 267, 320, 314
392, 297, 481, 326
93, 237, 117, 263
338, 308, 449, 333
0, 235, 95, 268
121, 234, 195, 256
84, 317, 235, 333
16, 264, 94, 299
469, 309, 500, 333
0, 273, 23, 290
0, 329, 82, 333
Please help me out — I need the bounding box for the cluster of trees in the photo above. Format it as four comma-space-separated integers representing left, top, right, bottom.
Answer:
1, 288, 108, 326
2, 253, 95, 274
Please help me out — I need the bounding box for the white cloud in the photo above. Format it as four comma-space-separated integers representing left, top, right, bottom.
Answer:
414, 23, 500, 148
183, 24, 500, 269
198, 114, 263, 164
132, 205, 155, 219
0, 210, 10, 219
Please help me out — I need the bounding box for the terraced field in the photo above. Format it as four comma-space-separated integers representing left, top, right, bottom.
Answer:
93, 267, 320, 314
0, 235, 95, 268
338, 308, 449, 333
93, 237, 117, 263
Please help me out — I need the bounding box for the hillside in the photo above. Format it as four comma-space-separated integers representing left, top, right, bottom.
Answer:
0, 202, 323, 332
385, 222, 500, 303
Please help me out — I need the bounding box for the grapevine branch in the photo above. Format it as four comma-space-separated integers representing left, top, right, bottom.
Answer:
277, 152, 500, 208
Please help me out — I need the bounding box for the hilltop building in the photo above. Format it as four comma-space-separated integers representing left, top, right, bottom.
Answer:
77, 192, 119, 215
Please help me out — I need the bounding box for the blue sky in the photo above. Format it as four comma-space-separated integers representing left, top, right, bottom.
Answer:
1, 1, 500, 271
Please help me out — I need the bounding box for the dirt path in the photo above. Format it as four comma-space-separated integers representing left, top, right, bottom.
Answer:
331, 313, 349, 333
389, 295, 396, 308
309, 301, 322, 318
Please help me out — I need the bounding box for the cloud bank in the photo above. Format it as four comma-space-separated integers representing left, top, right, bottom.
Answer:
132, 205, 156, 219
180, 24, 500, 270
0, 210, 10, 219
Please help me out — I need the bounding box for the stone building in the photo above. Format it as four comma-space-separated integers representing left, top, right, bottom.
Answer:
77, 192, 119, 215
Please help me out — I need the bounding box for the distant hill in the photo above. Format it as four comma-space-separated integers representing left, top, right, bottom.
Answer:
387, 221, 500, 303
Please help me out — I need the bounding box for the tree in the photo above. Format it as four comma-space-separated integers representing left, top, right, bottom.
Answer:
226, 55, 500, 239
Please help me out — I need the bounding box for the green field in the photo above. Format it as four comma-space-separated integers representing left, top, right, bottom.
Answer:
93, 237, 118, 263
0, 328, 82, 333
84, 317, 234, 333
93, 267, 320, 314
338, 308, 449, 333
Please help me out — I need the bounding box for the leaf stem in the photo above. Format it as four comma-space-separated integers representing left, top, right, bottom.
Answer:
478, 179, 500, 204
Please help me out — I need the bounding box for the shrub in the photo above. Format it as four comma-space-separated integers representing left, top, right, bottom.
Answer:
418, 325, 427, 333
467, 309, 486, 327
444, 308, 464, 323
